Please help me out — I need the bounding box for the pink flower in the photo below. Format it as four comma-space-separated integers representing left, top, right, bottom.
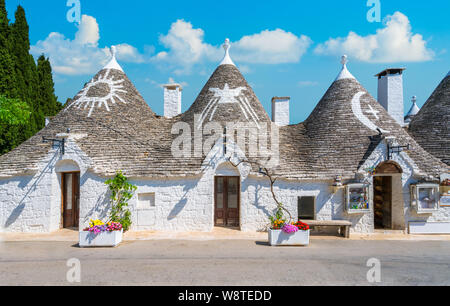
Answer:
282, 224, 299, 234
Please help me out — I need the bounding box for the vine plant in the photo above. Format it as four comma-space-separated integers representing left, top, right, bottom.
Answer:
105, 171, 137, 232
227, 158, 293, 227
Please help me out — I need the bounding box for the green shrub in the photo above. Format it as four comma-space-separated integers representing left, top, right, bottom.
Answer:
105, 171, 137, 232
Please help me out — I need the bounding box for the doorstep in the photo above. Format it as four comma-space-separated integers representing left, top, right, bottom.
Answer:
0, 229, 79, 242
125, 227, 268, 241
2, 228, 450, 242
352, 232, 450, 241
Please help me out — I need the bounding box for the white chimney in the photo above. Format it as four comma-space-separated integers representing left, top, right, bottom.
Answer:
163, 83, 182, 118
271, 97, 290, 126
375, 68, 406, 126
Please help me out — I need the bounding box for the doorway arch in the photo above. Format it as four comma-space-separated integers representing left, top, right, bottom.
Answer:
375, 161, 403, 174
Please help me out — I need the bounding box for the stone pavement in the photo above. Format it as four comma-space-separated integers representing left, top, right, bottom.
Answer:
1, 239, 450, 285
1, 227, 450, 242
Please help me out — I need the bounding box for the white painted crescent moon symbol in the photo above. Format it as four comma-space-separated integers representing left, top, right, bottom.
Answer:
351, 91, 389, 134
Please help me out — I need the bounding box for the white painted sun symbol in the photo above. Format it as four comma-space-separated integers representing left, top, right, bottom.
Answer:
197, 83, 260, 128
67, 69, 127, 117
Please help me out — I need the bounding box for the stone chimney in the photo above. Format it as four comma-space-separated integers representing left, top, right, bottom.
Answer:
163, 83, 182, 118
271, 97, 290, 126
375, 68, 406, 126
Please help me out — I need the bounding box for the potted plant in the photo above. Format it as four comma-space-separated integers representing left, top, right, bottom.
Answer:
268, 209, 310, 246
260, 165, 310, 246
228, 158, 310, 246
79, 220, 124, 248
79, 171, 137, 248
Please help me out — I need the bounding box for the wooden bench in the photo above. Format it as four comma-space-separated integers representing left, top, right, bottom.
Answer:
300, 220, 352, 238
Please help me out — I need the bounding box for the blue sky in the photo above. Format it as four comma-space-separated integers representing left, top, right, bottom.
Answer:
5, 0, 450, 124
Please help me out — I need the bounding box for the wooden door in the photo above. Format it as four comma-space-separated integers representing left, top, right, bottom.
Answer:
215, 177, 240, 227
62, 172, 80, 229
374, 176, 392, 229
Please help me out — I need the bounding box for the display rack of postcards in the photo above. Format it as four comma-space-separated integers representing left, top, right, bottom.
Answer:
410, 183, 440, 213
440, 179, 450, 207
345, 183, 370, 213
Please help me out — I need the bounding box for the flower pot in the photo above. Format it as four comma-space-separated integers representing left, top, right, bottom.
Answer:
268, 229, 310, 246
79, 229, 123, 248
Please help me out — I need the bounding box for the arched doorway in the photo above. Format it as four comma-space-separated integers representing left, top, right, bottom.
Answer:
56, 160, 80, 229
373, 161, 403, 230
214, 162, 240, 228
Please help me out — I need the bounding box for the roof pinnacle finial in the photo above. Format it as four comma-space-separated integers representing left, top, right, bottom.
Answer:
111, 46, 117, 58
406, 95, 420, 120
219, 38, 235, 67
224, 38, 230, 53
341, 55, 348, 67
103, 45, 123, 72
335, 54, 355, 81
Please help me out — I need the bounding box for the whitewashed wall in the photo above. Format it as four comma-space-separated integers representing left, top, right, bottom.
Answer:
360, 137, 450, 231
1, 135, 449, 233
0, 135, 92, 232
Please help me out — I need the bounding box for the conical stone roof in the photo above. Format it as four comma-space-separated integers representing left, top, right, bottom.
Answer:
0, 48, 159, 177
276, 57, 447, 179
409, 72, 450, 165
1, 50, 447, 179
64, 47, 155, 124
181, 40, 270, 128
404, 96, 420, 123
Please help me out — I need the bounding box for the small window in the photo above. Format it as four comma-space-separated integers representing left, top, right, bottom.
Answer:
345, 183, 370, 213
137, 193, 156, 209
298, 196, 316, 220
410, 184, 439, 213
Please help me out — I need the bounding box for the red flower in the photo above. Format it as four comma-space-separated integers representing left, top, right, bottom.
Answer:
293, 221, 309, 231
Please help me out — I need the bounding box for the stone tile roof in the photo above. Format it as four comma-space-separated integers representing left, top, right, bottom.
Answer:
408, 74, 450, 166
180, 64, 271, 126
275, 77, 448, 179
0, 61, 448, 180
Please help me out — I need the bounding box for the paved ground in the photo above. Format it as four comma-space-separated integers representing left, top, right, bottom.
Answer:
1, 238, 449, 286
3, 227, 450, 242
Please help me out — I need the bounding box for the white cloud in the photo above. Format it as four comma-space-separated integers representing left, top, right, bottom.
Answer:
74, 15, 99, 45
239, 65, 251, 74
298, 81, 318, 87
31, 15, 148, 75
232, 29, 312, 64
114, 43, 146, 63
153, 20, 312, 74
144, 77, 188, 88
154, 20, 220, 74
314, 12, 434, 63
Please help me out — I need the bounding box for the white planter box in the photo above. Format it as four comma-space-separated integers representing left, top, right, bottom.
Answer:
268, 229, 310, 246
79, 229, 123, 248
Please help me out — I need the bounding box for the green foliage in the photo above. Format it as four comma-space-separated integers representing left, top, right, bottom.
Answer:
0, 1, 62, 155
269, 205, 287, 229
0, 95, 31, 125
0, 95, 31, 154
0, 0, 17, 97
105, 171, 137, 232
37, 55, 63, 115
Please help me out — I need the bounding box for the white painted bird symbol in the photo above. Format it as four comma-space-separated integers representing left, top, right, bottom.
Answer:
197, 83, 260, 128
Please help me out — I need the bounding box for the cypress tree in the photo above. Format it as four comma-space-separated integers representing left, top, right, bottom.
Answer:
10, 5, 35, 95
0, 0, 17, 96
10, 5, 39, 133
0, 2, 62, 155
37, 55, 62, 117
